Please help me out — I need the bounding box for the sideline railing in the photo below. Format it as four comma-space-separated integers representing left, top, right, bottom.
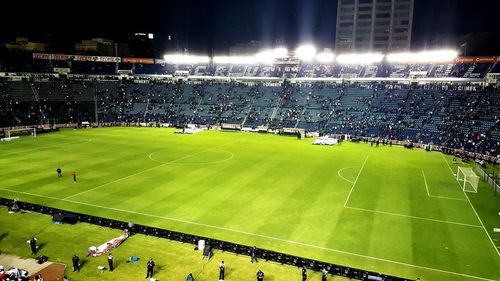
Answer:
475, 164, 500, 194
0, 197, 411, 281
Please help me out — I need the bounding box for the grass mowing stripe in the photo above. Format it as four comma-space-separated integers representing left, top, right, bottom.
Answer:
344, 205, 482, 228
441, 153, 500, 256
421, 170, 467, 201
63, 142, 234, 200
0, 187, 495, 281
337, 166, 358, 183
343, 155, 368, 207
1, 139, 93, 157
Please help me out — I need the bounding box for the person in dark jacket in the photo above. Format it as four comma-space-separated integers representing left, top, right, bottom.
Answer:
72, 255, 80, 272
146, 258, 155, 279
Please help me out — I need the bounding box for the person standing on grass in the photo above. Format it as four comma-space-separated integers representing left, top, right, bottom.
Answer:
146, 258, 155, 279
302, 266, 307, 281
108, 253, 114, 272
219, 261, 225, 280
71, 171, 77, 183
186, 272, 195, 281
72, 254, 80, 272
256, 269, 264, 281
250, 246, 257, 263
321, 268, 328, 281
57, 167, 62, 178
29, 236, 37, 255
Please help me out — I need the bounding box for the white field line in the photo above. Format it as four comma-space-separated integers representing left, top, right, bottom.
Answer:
345, 205, 481, 228
441, 153, 500, 257
421, 170, 467, 201
337, 166, 358, 184
422, 170, 431, 196
1, 139, 93, 157
63, 141, 236, 200
343, 156, 368, 207
63, 148, 215, 200
148, 149, 234, 165
0, 187, 495, 281
441, 153, 455, 174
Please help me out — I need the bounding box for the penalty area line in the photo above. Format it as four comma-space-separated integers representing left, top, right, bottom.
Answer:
441, 153, 500, 257
0, 187, 496, 281
421, 170, 467, 201
345, 205, 481, 228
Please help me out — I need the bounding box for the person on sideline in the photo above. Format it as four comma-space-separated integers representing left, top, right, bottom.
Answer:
108, 253, 114, 272
219, 261, 225, 280
28, 236, 37, 255
72, 255, 80, 272
146, 258, 155, 279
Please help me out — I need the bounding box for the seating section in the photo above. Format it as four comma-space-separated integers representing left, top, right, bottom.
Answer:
2, 77, 499, 155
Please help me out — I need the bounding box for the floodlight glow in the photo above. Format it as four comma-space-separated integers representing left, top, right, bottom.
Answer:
316, 52, 335, 63
336, 53, 384, 64
386, 50, 458, 63
273, 47, 288, 58
163, 54, 210, 64
256, 50, 275, 64
213, 56, 257, 64
295, 45, 317, 61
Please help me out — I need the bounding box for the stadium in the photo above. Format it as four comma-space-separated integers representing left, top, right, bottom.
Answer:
0, 1, 500, 281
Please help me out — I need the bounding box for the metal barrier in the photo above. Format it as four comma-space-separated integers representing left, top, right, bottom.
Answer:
0, 197, 411, 281
475, 164, 500, 194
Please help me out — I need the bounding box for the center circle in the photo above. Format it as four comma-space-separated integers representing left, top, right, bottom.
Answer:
149, 149, 234, 165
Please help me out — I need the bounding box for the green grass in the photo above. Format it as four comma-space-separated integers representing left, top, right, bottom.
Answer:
0, 127, 499, 281
0, 210, 342, 281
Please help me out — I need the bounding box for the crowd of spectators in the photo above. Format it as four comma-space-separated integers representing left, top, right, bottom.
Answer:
2, 77, 499, 155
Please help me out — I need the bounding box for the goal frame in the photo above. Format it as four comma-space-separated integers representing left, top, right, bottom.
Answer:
456, 166, 479, 193
6, 128, 37, 139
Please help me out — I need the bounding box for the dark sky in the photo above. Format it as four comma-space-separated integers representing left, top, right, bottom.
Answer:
2, 0, 500, 55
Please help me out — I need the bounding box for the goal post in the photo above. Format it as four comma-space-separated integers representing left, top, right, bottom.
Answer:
1, 128, 37, 142
456, 167, 479, 193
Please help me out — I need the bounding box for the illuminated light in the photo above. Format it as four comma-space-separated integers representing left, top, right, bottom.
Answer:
213, 56, 257, 64
295, 45, 317, 61
163, 54, 210, 64
336, 53, 384, 64
386, 50, 458, 63
273, 47, 288, 58
255, 50, 275, 64
316, 52, 335, 63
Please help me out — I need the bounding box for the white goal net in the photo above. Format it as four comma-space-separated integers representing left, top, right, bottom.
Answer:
1, 128, 37, 142
456, 167, 479, 193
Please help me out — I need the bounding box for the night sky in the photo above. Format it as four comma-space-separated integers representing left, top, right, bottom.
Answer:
2, 0, 500, 55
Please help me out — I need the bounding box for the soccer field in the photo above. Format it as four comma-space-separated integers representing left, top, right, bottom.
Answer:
0, 127, 498, 281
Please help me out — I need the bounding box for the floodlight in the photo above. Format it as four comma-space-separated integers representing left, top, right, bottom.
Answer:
316, 52, 335, 63
386, 50, 458, 63
273, 47, 288, 58
336, 53, 384, 64
213, 56, 257, 64
295, 45, 317, 61
163, 54, 210, 64
255, 50, 275, 64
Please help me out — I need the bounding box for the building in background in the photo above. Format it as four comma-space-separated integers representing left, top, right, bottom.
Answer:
229, 40, 263, 56
75, 38, 130, 57
75, 38, 114, 56
163, 33, 188, 53
4, 37, 47, 52
335, 0, 414, 53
